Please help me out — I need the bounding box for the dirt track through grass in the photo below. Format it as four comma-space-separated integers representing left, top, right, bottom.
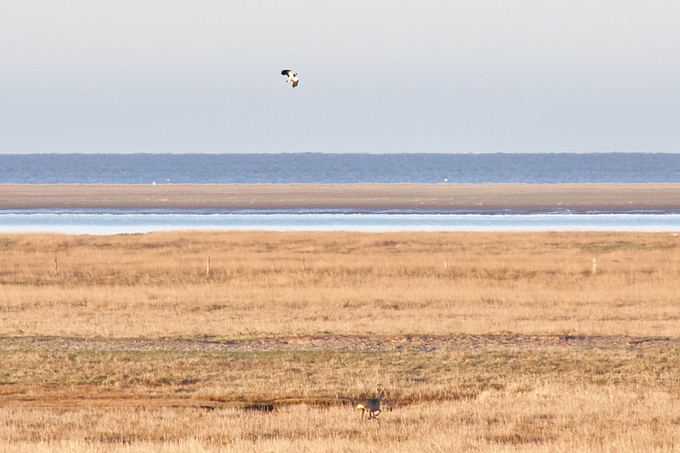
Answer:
2, 333, 679, 353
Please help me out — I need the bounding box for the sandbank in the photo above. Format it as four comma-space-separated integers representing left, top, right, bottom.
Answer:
0, 183, 678, 212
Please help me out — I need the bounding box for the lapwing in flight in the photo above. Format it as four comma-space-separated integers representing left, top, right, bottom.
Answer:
281, 69, 299, 88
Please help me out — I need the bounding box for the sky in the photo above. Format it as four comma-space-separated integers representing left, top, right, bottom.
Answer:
1, 1, 679, 154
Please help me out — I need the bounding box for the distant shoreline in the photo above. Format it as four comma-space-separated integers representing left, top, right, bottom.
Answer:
0, 183, 679, 213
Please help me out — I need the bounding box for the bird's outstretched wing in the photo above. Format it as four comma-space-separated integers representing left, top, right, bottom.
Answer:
281, 69, 292, 76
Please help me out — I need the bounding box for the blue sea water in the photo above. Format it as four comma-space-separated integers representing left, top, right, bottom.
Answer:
1, 153, 680, 184
1, 153, 679, 233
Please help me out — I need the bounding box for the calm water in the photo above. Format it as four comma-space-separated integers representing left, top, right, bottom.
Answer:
2, 153, 680, 184
1, 210, 679, 235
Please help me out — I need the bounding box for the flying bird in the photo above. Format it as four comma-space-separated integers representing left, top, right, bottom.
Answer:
281, 69, 299, 88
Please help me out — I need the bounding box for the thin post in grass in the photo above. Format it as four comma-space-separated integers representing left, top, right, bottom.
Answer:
54, 252, 58, 274
592, 257, 597, 275
206, 256, 211, 277
302, 255, 305, 272
444, 258, 448, 269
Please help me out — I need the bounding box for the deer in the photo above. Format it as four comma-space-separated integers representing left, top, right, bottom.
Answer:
356, 384, 386, 420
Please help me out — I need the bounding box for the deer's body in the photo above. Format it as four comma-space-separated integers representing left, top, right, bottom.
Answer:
357, 384, 385, 420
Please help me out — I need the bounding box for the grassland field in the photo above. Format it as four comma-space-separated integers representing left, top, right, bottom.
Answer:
1, 230, 680, 452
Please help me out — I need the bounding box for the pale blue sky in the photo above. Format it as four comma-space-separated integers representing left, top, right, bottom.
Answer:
1, 1, 679, 153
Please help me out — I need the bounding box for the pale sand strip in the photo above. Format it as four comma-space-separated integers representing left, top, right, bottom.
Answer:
0, 184, 678, 212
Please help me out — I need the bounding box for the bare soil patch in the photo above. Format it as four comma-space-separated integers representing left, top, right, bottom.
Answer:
2, 333, 678, 353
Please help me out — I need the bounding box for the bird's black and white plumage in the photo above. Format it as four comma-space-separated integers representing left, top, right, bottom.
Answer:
281, 69, 299, 88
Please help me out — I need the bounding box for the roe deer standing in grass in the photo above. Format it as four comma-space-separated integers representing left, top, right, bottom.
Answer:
356, 384, 385, 420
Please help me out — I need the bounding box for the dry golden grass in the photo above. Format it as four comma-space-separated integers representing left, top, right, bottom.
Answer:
2, 347, 680, 452
1, 231, 680, 337
2, 388, 680, 453
3, 347, 680, 405
2, 231, 680, 451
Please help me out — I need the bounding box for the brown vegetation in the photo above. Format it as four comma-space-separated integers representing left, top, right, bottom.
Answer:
2, 231, 680, 337
1, 231, 680, 451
